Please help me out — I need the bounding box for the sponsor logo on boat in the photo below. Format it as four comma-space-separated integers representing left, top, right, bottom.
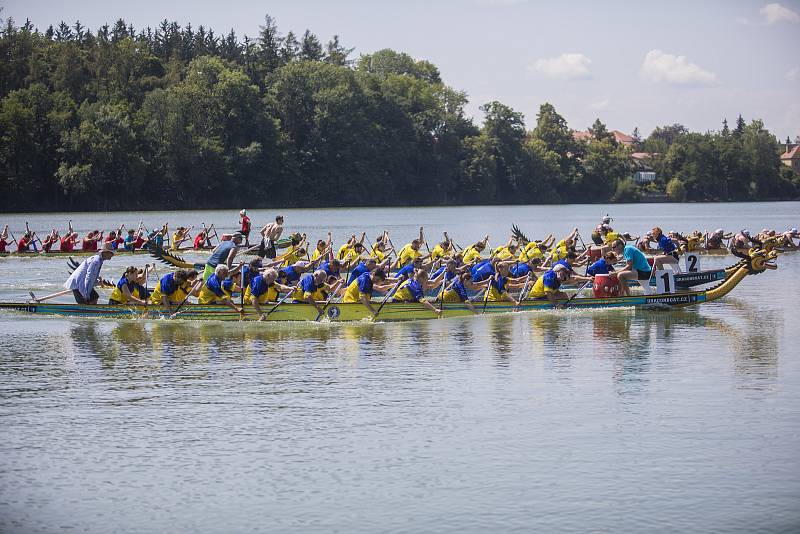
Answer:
675, 271, 724, 284
327, 306, 341, 319
645, 294, 698, 305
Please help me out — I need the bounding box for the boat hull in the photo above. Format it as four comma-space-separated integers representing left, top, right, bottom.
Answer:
0, 292, 709, 322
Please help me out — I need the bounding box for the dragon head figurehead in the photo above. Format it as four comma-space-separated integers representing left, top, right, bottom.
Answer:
511, 224, 530, 245
760, 235, 782, 253
745, 248, 778, 274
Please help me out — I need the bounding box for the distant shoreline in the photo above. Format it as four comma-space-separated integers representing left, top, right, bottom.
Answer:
4, 198, 800, 217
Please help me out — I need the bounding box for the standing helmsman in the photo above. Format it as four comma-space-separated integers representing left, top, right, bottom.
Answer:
204, 232, 243, 281
64, 243, 115, 305
239, 209, 251, 246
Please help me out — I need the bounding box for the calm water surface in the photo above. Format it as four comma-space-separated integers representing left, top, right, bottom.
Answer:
1, 203, 799, 533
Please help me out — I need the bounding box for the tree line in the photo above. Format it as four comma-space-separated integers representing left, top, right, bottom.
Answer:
1, 15, 798, 212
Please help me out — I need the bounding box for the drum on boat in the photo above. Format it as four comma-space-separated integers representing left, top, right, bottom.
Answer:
593, 273, 620, 298
588, 248, 602, 262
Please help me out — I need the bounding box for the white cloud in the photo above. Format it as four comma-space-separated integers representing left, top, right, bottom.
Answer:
640, 49, 718, 86
787, 67, 800, 81
760, 3, 800, 24
589, 99, 609, 110
531, 53, 591, 80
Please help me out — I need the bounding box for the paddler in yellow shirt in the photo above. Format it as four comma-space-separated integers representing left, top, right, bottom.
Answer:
371, 231, 392, 262
549, 228, 579, 264
394, 227, 430, 268
462, 235, 490, 266
169, 226, 193, 251
429, 232, 455, 263
491, 236, 520, 261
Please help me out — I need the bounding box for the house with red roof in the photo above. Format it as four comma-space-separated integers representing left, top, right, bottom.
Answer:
780, 145, 800, 173
572, 129, 635, 146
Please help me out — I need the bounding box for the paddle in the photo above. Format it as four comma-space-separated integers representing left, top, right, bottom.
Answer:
239, 262, 246, 320
513, 272, 533, 312
29, 289, 72, 303
437, 271, 449, 312
482, 277, 494, 314
562, 279, 593, 308
387, 237, 398, 260
143, 263, 151, 317
25, 222, 38, 252
373, 278, 405, 321
576, 231, 588, 253
170, 279, 202, 318
315, 279, 343, 322
264, 288, 295, 319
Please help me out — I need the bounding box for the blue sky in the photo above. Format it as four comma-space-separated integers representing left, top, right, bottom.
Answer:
3, 0, 798, 139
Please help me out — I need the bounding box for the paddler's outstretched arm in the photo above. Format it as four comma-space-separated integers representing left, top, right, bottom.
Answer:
121, 285, 146, 306
359, 294, 378, 316
420, 298, 443, 317
220, 295, 242, 314
251, 298, 266, 320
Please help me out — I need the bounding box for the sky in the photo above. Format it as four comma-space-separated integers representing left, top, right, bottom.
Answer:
2, 0, 799, 140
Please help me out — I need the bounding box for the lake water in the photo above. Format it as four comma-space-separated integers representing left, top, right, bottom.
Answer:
1, 202, 799, 533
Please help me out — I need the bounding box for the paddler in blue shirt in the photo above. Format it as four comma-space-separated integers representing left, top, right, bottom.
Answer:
108, 265, 149, 305
393, 256, 424, 281
150, 268, 201, 314
651, 226, 682, 273
485, 262, 525, 305
291, 270, 330, 316
246, 268, 295, 320
527, 264, 570, 306
392, 269, 443, 317
342, 269, 392, 317
586, 252, 617, 277
204, 232, 243, 281
198, 265, 243, 313
347, 257, 378, 285
439, 271, 479, 314
319, 259, 342, 278
277, 261, 314, 285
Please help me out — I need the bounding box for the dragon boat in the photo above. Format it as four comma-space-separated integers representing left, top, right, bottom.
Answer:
0, 235, 300, 261
0, 249, 167, 258
0, 249, 777, 323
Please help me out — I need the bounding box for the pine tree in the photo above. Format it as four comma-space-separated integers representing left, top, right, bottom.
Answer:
281, 31, 299, 63
721, 118, 730, 137
300, 30, 323, 61
257, 15, 283, 74
324, 35, 353, 66
733, 114, 745, 137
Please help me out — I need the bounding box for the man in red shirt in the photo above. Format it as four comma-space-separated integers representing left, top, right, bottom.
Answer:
42, 229, 59, 252
133, 230, 147, 249
82, 231, 101, 251
239, 209, 251, 246
17, 232, 31, 252
60, 232, 79, 252
104, 230, 124, 250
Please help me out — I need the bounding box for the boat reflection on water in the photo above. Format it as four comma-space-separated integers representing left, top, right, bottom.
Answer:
53, 297, 782, 392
